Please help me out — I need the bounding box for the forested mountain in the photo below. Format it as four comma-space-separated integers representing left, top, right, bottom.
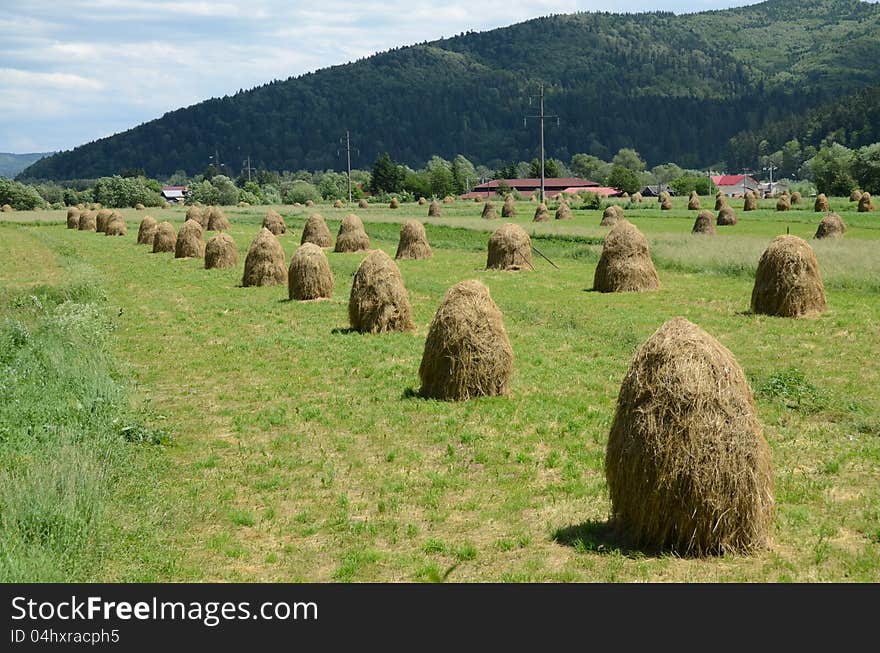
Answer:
19, 0, 880, 181
1, 152, 52, 178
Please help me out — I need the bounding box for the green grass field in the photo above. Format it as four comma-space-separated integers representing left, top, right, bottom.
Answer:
2, 196, 879, 582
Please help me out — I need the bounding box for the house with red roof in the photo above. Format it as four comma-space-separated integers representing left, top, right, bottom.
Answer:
161, 186, 188, 203
711, 175, 759, 197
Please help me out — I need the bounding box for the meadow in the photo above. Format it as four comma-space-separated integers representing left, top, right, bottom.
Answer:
1, 195, 879, 582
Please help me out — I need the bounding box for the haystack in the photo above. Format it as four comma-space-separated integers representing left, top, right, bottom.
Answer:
790, 191, 802, 205
137, 215, 157, 245
776, 195, 791, 211
593, 220, 660, 292
135, 203, 145, 210
305, 199, 315, 207
858, 192, 874, 212
660, 197, 673, 210
389, 197, 400, 209
205, 232, 238, 269
751, 235, 825, 317
175, 219, 205, 258
428, 200, 442, 217
95, 208, 113, 233
688, 191, 701, 210
486, 223, 532, 271
395, 220, 432, 260
605, 317, 774, 555
814, 193, 830, 212
658, 191, 670, 204
66, 207, 80, 229
358, 198, 369, 209
632, 192, 643, 203
715, 194, 726, 211
78, 211, 96, 231
262, 209, 287, 235
743, 191, 758, 211
555, 202, 573, 220
717, 205, 737, 226
622, 192, 630, 200
288, 243, 334, 300
502, 196, 516, 218
481, 201, 498, 220
692, 209, 716, 235
417, 197, 426, 206
418, 280, 513, 401
205, 206, 230, 231
850, 189, 863, 203
474, 196, 482, 203
152, 221, 176, 252
334, 213, 370, 253
300, 213, 333, 248
533, 203, 550, 222
334, 199, 345, 209
237, 201, 249, 208
242, 227, 287, 287
186, 205, 206, 227
443, 195, 455, 204
1, 204, 11, 212
348, 250, 414, 333
814, 213, 846, 239
600, 204, 624, 226
105, 216, 127, 236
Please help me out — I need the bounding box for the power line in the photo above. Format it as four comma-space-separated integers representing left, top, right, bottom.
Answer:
524, 83, 558, 203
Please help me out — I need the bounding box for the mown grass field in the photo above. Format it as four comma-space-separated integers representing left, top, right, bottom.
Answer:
2, 195, 879, 582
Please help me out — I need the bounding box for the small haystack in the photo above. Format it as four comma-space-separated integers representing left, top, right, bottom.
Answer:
1, 204, 12, 212
301, 213, 333, 248
717, 205, 738, 226
858, 192, 875, 212
632, 192, 643, 203
186, 205, 206, 227
242, 227, 287, 286
205, 232, 238, 269
474, 196, 483, 203
334, 199, 345, 209
428, 200, 442, 217
481, 201, 498, 220
743, 191, 758, 211
137, 215, 157, 245
814, 213, 846, 239
486, 223, 532, 271
358, 198, 369, 209
66, 207, 80, 229
348, 249, 414, 333
814, 193, 830, 212
237, 201, 249, 208
288, 243, 334, 300
555, 202, 573, 220
78, 211, 97, 231
418, 279, 513, 401
714, 194, 726, 211
533, 203, 550, 222
334, 213, 370, 253
135, 203, 146, 211
443, 196, 455, 204
395, 219, 432, 260
751, 235, 826, 317
593, 220, 660, 293
790, 191, 802, 205
850, 189, 863, 203
206, 206, 230, 231
776, 195, 791, 212
262, 209, 287, 235
605, 317, 774, 555
152, 221, 176, 252
658, 191, 670, 204
305, 199, 315, 208
389, 197, 400, 209
95, 208, 113, 233
502, 196, 516, 218
417, 197, 426, 206
660, 197, 673, 210
688, 191, 701, 210
600, 205, 624, 226
692, 209, 716, 235
175, 219, 205, 258
105, 216, 127, 236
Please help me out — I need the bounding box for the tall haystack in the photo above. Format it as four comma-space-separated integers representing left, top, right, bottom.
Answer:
658, 191, 670, 204
301, 213, 333, 248
858, 192, 875, 212
502, 195, 516, 218
790, 191, 802, 205
95, 208, 113, 233
348, 249, 414, 333
486, 223, 532, 271
776, 195, 791, 211
389, 197, 400, 209
593, 220, 660, 293
481, 201, 497, 220
152, 221, 176, 252
850, 189, 863, 203
417, 197, 426, 206
334, 213, 370, 253
66, 207, 80, 229
688, 191, 701, 210
242, 227, 287, 287
605, 317, 774, 555
358, 198, 369, 209
714, 194, 726, 211
555, 202, 573, 220
137, 215, 157, 245
533, 203, 550, 222
692, 209, 716, 235
717, 205, 738, 226
288, 243, 334, 300
175, 219, 205, 258
814, 193, 830, 212
186, 205, 206, 227
743, 191, 758, 211
751, 235, 825, 317
660, 197, 673, 210
206, 206, 230, 231
632, 192, 643, 203
78, 210, 97, 231
395, 219, 432, 260
418, 280, 513, 401
428, 199, 442, 217
105, 215, 127, 236
262, 209, 287, 235
205, 232, 238, 269
814, 213, 846, 239
334, 199, 345, 209
601, 204, 625, 226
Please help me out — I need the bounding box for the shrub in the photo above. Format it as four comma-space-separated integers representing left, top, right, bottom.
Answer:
0, 178, 48, 210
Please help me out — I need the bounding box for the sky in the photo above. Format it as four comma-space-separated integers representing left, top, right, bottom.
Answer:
0, 1, 770, 154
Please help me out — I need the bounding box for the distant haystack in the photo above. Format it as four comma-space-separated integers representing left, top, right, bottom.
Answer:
135, 203, 146, 210
305, 199, 315, 207
533, 203, 550, 222
600, 205, 624, 226
175, 219, 205, 258
481, 201, 498, 220
334, 199, 345, 209
334, 213, 370, 253
358, 198, 369, 209
790, 191, 802, 205
1, 204, 12, 212
105, 215, 127, 236
206, 206, 230, 231
751, 235, 825, 317
692, 209, 716, 235
688, 191, 701, 210
714, 194, 726, 211
152, 221, 176, 252
850, 189, 863, 203
486, 223, 532, 271
632, 192, 643, 203
858, 192, 874, 212
474, 196, 483, 203
395, 219, 432, 260
137, 215, 157, 245
814, 193, 830, 212
242, 227, 287, 287
186, 205, 206, 227
348, 249, 414, 333
95, 209, 113, 233
443, 195, 455, 204
502, 195, 516, 218
301, 213, 333, 248
717, 205, 738, 226
814, 213, 846, 239
78, 211, 96, 231
262, 209, 287, 235
658, 191, 671, 204
660, 196, 673, 210
743, 191, 758, 211
66, 207, 80, 229
205, 232, 238, 269
288, 242, 334, 300
428, 199, 442, 217
593, 220, 660, 293
776, 195, 791, 212
389, 197, 400, 209
418, 197, 426, 206
555, 202, 573, 220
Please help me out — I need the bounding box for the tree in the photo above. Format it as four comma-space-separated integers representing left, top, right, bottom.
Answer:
210, 175, 239, 205
570, 153, 611, 183
809, 143, 856, 196
529, 157, 562, 178
607, 165, 640, 194
612, 148, 646, 173
852, 143, 880, 194
370, 152, 404, 193
0, 178, 46, 210
425, 156, 455, 197
451, 154, 476, 194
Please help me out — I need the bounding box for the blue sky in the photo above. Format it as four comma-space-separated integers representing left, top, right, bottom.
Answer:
0, 1, 770, 153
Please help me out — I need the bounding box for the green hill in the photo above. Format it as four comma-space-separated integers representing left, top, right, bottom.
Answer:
19, 0, 880, 180
1, 152, 53, 178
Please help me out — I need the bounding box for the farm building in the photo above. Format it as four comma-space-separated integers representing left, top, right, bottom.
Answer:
461, 177, 599, 199
161, 186, 188, 203
711, 175, 759, 197
640, 184, 676, 197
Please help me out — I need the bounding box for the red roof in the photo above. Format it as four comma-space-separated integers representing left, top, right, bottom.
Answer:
162, 186, 188, 191
473, 177, 598, 191
711, 175, 756, 187
573, 186, 621, 197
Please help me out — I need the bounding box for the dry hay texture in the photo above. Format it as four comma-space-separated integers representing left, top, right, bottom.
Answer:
1, 204, 12, 212
658, 191, 670, 203
334, 213, 370, 253
417, 197, 426, 206
601, 204, 625, 226
632, 192, 643, 203
395, 219, 433, 260
152, 221, 176, 252
605, 317, 774, 556
237, 201, 249, 208
474, 196, 483, 203
692, 209, 717, 235
776, 195, 791, 211
242, 227, 287, 287
717, 205, 738, 226
95, 209, 113, 233
714, 194, 727, 211
743, 191, 758, 211
78, 211, 97, 231
348, 249, 414, 333
688, 192, 701, 210
206, 206, 230, 231
751, 235, 826, 317
358, 198, 369, 209
137, 215, 157, 245
288, 242, 334, 300
175, 219, 205, 258
389, 197, 400, 209
481, 201, 497, 220
621, 192, 630, 199
850, 189, 863, 202
428, 199, 442, 217
858, 192, 875, 212
135, 203, 145, 210
486, 223, 532, 271
593, 220, 660, 293
418, 280, 513, 401
66, 208, 80, 229
301, 213, 333, 248
814, 213, 846, 239
790, 191, 802, 205
814, 193, 830, 212
533, 203, 550, 222
186, 205, 206, 227
105, 216, 127, 236
442, 195, 455, 204
262, 209, 287, 235
205, 232, 238, 270
334, 199, 345, 209
555, 202, 572, 220
660, 197, 673, 210
305, 199, 315, 207
501, 196, 516, 218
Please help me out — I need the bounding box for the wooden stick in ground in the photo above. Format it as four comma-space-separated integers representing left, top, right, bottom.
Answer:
531, 243, 559, 269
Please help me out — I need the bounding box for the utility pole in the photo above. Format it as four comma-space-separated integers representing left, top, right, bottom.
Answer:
242, 155, 253, 183
345, 131, 352, 203
763, 162, 778, 196
742, 167, 754, 196
525, 83, 558, 203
